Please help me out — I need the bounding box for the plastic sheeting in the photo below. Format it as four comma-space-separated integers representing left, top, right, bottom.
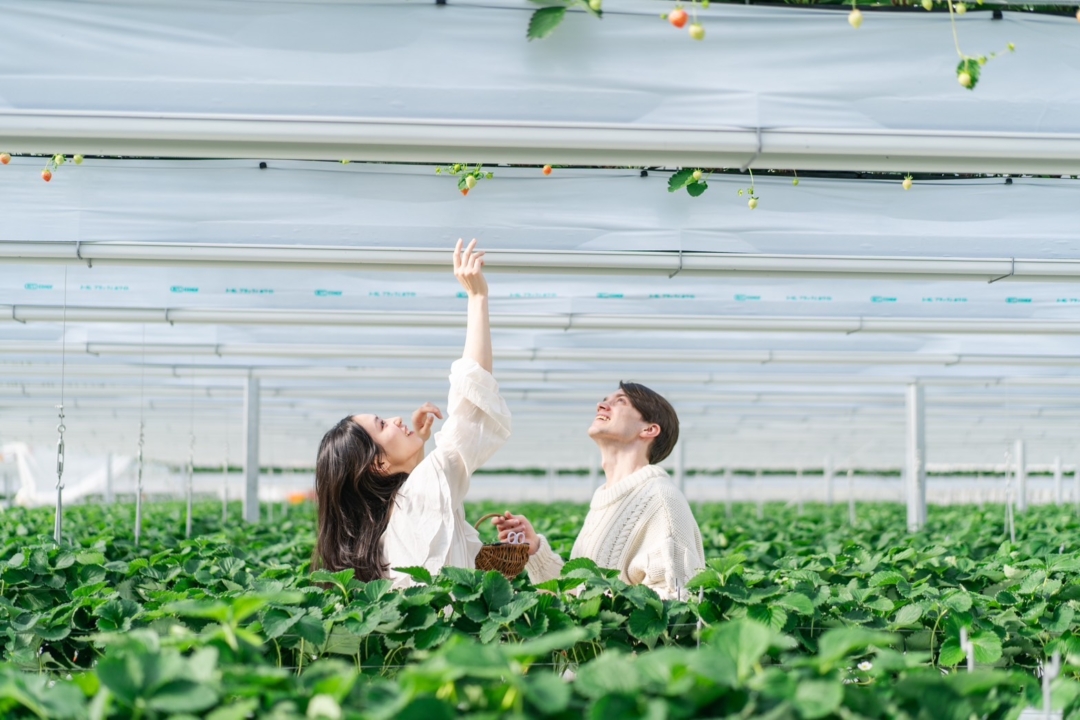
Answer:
1, 159, 1079, 469
0, 159, 1078, 259
1, 1, 1079, 170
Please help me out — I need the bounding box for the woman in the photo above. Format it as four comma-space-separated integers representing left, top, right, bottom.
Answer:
313, 239, 510, 586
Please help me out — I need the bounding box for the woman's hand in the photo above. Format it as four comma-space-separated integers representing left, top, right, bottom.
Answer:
411, 402, 443, 442
455, 238, 493, 373
492, 511, 540, 556
454, 238, 488, 298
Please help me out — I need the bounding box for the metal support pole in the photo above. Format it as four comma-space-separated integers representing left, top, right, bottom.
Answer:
824, 455, 834, 506
1074, 467, 1080, 514
724, 467, 733, 519
242, 374, 261, 524
796, 467, 804, 515
221, 461, 228, 525
54, 405, 66, 544
675, 440, 686, 495
185, 436, 194, 539
905, 383, 926, 532
1054, 456, 1063, 506
105, 452, 114, 504
847, 468, 856, 525
134, 421, 145, 544
1015, 439, 1027, 513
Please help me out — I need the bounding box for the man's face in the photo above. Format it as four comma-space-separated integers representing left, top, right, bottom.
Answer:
588, 388, 650, 444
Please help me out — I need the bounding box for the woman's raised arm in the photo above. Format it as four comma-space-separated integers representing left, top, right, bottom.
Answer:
454, 238, 492, 373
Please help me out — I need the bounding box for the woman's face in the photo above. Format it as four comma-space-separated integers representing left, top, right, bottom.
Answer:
353, 414, 425, 475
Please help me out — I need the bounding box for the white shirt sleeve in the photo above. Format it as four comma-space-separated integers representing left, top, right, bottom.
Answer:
382, 357, 511, 581
430, 357, 512, 504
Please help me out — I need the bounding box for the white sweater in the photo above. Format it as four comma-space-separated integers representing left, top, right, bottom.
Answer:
383, 358, 511, 588
525, 465, 706, 599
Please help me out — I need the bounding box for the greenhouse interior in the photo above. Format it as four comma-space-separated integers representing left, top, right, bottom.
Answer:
3, 0, 1080, 718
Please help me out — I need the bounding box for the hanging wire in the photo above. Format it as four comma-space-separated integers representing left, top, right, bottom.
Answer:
53, 267, 69, 545
134, 324, 146, 545
186, 355, 195, 539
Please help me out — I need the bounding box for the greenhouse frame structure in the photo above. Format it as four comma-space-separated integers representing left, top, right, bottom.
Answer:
1, 0, 1080, 534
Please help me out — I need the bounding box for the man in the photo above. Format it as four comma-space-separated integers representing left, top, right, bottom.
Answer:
493, 382, 705, 599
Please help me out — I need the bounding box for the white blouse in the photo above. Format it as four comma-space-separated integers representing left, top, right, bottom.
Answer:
383, 358, 511, 587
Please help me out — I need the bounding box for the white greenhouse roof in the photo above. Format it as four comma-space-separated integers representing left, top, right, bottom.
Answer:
1, 0, 1079, 172
1, 159, 1079, 472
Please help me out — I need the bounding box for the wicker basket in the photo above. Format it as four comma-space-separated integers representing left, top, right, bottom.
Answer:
473, 513, 531, 580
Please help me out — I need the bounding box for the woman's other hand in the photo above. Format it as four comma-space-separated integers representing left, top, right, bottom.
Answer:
411, 402, 443, 442
454, 238, 488, 298
492, 511, 540, 556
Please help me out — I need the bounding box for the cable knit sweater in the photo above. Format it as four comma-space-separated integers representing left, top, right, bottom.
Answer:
525, 464, 706, 599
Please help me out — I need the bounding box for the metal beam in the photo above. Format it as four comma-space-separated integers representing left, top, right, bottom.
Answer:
4, 242, 1080, 282
3, 112, 1080, 175
6, 304, 1080, 335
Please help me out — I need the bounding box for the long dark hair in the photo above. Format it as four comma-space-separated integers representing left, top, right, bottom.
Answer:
312, 416, 409, 581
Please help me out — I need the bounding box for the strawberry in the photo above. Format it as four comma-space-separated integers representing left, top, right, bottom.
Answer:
465, 175, 477, 190
792, 177, 799, 186
902, 176, 913, 190
958, 71, 972, 88
692, 170, 703, 182
0, 153, 9, 165
460, 188, 469, 196
748, 198, 758, 210
669, 8, 688, 28
955, 2, 966, 13
42, 169, 52, 182
73, 154, 84, 165
543, 165, 552, 176
589, 0, 602, 10
848, 8, 863, 28
689, 23, 705, 40
922, 0, 933, 9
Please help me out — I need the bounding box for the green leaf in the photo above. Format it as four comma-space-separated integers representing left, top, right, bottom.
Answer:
295, 610, 327, 647
747, 603, 788, 631
869, 571, 904, 587
942, 591, 972, 613
574, 651, 641, 698
704, 619, 784, 683
668, 169, 695, 193
773, 592, 814, 616
792, 678, 844, 719
75, 551, 106, 565
395, 566, 432, 585
504, 627, 589, 659
94, 598, 143, 632
628, 603, 667, 642
147, 680, 219, 713
814, 627, 897, 672
527, 7, 566, 40
481, 571, 513, 609
262, 607, 303, 639
523, 672, 571, 713
686, 181, 708, 197
413, 624, 453, 650
892, 603, 924, 627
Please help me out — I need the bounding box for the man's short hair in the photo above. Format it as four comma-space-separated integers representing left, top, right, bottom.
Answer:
618, 381, 680, 465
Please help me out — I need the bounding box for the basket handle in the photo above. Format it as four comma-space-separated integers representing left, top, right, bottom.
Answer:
474, 512, 506, 530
